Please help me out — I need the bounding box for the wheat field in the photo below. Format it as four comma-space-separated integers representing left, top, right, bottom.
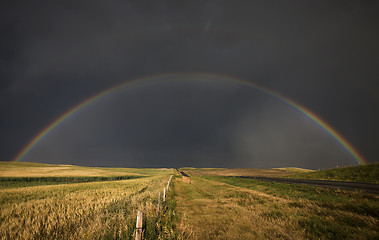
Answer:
0, 162, 175, 239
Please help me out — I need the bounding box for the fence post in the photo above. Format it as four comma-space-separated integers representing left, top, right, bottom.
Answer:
158, 192, 161, 213
167, 174, 173, 191
163, 187, 166, 202
135, 210, 143, 240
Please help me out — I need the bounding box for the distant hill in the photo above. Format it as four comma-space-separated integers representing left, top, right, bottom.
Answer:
289, 163, 379, 183
273, 167, 315, 173
0, 161, 161, 177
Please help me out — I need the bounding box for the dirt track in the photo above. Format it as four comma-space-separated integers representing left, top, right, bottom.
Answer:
231, 176, 379, 194
179, 171, 190, 177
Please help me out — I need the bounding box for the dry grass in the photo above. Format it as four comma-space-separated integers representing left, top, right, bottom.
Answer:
182, 176, 191, 184
0, 162, 150, 177
175, 177, 306, 239
174, 175, 378, 240
0, 162, 175, 239
273, 167, 315, 173
185, 168, 300, 178
3, 163, 376, 239
1, 177, 159, 239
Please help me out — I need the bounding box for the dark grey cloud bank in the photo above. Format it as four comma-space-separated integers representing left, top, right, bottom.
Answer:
1, 1, 378, 168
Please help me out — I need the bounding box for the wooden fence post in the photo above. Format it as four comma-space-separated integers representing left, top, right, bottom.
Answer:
158, 192, 161, 213
166, 174, 173, 190
163, 187, 166, 202
135, 210, 143, 240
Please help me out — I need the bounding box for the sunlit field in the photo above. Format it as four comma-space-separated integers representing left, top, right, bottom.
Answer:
176, 166, 378, 240
1, 162, 378, 239
0, 161, 165, 177
0, 162, 175, 239
180, 167, 314, 178
289, 164, 379, 184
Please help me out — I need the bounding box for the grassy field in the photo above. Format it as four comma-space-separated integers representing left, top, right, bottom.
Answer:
175, 167, 378, 240
0, 162, 175, 239
183, 164, 378, 183
289, 163, 379, 184
0, 161, 166, 177
183, 167, 313, 178
1, 162, 378, 239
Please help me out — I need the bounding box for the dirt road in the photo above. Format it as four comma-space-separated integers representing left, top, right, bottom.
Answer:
231, 176, 379, 194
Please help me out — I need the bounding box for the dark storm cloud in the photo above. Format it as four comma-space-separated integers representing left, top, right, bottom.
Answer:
25, 79, 248, 167
231, 99, 356, 169
1, 0, 378, 168
24, 79, 356, 168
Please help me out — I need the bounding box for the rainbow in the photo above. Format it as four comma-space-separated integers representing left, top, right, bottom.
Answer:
12, 73, 367, 165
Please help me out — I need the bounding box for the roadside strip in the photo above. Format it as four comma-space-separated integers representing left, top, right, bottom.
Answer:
229, 176, 379, 194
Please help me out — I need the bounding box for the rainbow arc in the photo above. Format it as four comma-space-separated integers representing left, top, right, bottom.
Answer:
13, 73, 366, 165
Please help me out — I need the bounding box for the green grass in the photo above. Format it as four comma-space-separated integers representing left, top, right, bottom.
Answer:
289, 163, 379, 183
203, 176, 378, 215
201, 175, 378, 239
155, 180, 178, 239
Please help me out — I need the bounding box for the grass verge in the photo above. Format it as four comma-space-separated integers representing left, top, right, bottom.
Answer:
199, 175, 378, 239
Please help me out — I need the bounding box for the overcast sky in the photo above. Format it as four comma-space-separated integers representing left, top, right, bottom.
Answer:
1, 1, 378, 169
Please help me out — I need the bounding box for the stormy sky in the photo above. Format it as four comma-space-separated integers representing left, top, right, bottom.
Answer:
1, 1, 378, 169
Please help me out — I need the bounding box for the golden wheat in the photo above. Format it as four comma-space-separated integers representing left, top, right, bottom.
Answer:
0, 171, 173, 239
